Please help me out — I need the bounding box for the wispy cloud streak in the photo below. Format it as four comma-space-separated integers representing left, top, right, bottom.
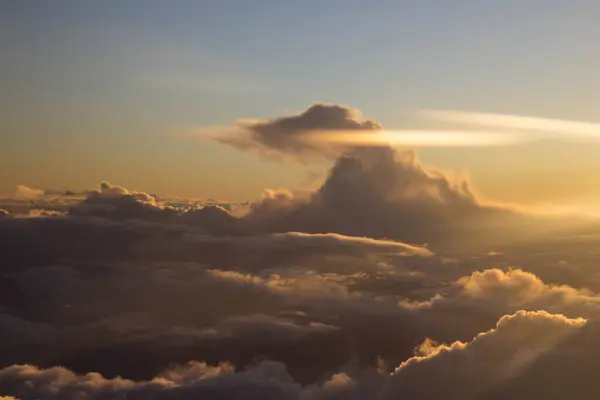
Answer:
423, 109, 600, 139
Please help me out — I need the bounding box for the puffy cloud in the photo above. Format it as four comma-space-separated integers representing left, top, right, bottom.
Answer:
0, 361, 300, 400
401, 268, 600, 323
0, 212, 436, 380
245, 146, 528, 252
0, 311, 591, 400
69, 181, 171, 221
200, 103, 588, 254
457, 268, 600, 317
180, 204, 238, 233
3, 209, 600, 398
6, 104, 600, 399
96, 181, 157, 204
14, 184, 44, 200
213, 103, 382, 161
384, 310, 586, 399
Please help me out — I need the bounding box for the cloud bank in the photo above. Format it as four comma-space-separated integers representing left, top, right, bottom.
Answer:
3, 103, 600, 399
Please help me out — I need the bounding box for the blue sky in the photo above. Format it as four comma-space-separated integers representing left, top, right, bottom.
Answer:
2, 1, 600, 205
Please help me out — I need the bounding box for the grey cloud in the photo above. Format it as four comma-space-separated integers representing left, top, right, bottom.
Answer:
183, 231, 432, 258
401, 268, 600, 320
0, 311, 590, 400
0, 213, 435, 381
5, 108, 600, 399
196, 314, 339, 342
3, 203, 600, 385
214, 103, 382, 161
383, 310, 586, 399
245, 146, 530, 253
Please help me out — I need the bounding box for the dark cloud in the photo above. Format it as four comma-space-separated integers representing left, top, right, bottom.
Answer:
214, 103, 382, 161
245, 146, 535, 253
383, 310, 586, 399
180, 205, 238, 233
69, 181, 172, 222
3, 203, 600, 397
0, 311, 592, 400
4, 104, 600, 398
0, 212, 436, 382
399, 268, 600, 322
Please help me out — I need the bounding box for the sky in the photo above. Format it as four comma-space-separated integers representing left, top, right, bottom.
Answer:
2, 1, 600, 208
6, 3, 600, 398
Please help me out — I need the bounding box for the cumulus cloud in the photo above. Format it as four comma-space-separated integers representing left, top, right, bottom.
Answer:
69, 181, 170, 221
245, 145, 530, 252
211, 103, 382, 161
457, 268, 600, 317
69, 182, 241, 233
5, 104, 600, 399
0, 212, 436, 380
0, 311, 591, 399
384, 310, 586, 399
401, 268, 600, 322
14, 184, 44, 200
3, 189, 600, 388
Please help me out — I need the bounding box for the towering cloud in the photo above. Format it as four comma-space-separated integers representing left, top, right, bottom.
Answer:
246, 145, 527, 252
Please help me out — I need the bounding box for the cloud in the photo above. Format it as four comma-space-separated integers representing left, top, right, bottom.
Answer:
0, 311, 589, 399
401, 268, 600, 321
196, 314, 339, 342
3, 205, 600, 396
194, 104, 536, 163
25, 209, 66, 217
424, 109, 600, 142
14, 185, 44, 200
210, 103, 382, 161
6, 104, 600, 399
0, 208, 8, 217
0, 212, 436, 380
5, 175, 600, 389
384, 310, 586, 399
245, 145, 529, 252
457, 268, 600, 317
180, 204, 238, 233
188, 231, 432, 257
